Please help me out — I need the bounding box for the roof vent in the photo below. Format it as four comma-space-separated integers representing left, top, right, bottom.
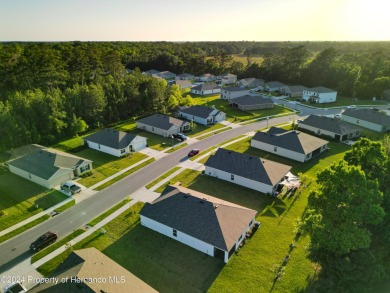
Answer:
214, 205, 219, 209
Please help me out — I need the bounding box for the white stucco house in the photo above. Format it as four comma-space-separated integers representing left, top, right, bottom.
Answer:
196, 73, 216, 82
6, 144, 93, 189
190, 82, 221, 95
237, 78, 265, 89
136, 114, 190, 137
83, 128, 147, 157
217, 73, 237, 84
229, 95, 274, 111
220, 87, 249, 100
341, 109, 390, 132
178, 105, 225, 125
204, 148, 291, 195
140, 185, 257, 263
301, 86, 337, 103
265, 81, 287, 92
251, 127, 329, 162
298, 115, 361, 141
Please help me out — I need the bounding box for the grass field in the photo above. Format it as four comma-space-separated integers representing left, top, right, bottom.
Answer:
231, 54, 264, 65
0, 172, 68, 231
145, 166, 181, 189
75, 150, 148, 187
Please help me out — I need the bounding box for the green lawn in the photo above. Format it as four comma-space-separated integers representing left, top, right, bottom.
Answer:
74, 150, 148, 187
0, 172, 68, 231
145, 167, 182, 189
284, 95, 388, 108
187, 123, 226, 138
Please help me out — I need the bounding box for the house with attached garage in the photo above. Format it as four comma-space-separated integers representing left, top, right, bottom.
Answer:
301, 86, 337, 103
251, 127, 329, 162
298, 115, 362, 141
140, 185, 257, 263
237, 78, 265, 89
6, 144, 92, 189
204, 148, 292, 195
196, 73, 216, 82
172, 80, 192, 89
176, 73, 195, 80
281, 85, 307, 98
83, 128, 147, 157
229, 95, 274, 111
136, 114, 190, 137
217, 73, 237, 84
221, 86, 249, 100
155, 71, 176, 80
264, 81, 287, 92
190, 82, 221, 95
341, 108, 390, 132
178, 105, 226, 125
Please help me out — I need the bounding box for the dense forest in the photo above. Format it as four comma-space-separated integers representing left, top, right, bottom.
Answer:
0, 41, 390, 152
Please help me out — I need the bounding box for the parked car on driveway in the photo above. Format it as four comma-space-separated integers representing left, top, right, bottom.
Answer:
60, 181, 82, 195
188, 149, 200, 157
172, 133, 187, 141
347, 105, 357, 109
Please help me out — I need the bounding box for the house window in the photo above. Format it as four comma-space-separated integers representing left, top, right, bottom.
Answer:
306, 154, 311, 159
80, 165, 90, 173
356, 120, 359, 124
173, 229, 177, 237
249, 220, 253, 226
121, 149, 126, 154
274, 146, 277, 152
98, 144, 101, 149
231, 174, 234, 181
28, 173, 31, 179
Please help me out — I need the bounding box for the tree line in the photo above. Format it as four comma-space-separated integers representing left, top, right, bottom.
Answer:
0, 41, 389, 152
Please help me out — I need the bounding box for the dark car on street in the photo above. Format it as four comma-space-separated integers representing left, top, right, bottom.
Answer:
188, 149, 200, 157
30, 231, 58, 252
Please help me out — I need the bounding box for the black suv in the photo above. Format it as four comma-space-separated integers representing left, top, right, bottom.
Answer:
30, 231, 58, 252
172, 133, 187, 141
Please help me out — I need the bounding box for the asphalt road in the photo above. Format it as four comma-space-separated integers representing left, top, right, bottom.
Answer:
0, 114, 301, 273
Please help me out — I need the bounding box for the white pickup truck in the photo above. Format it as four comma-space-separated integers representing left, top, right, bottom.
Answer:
60, 181, 82, 195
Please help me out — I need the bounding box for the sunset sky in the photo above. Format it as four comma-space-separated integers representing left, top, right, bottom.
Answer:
0, 0, 389, 41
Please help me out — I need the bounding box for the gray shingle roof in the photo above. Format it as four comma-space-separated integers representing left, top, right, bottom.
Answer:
252, 127, 329, 154
156, 71, 176, 79
137, 114, 189, 130
230, 95, 274, 106
140, 185, 257, 251
83, 128, 145, 150
192, 82, 220, 91
223, 86, 248, 92
308, 86, 336, 93
145, 69, 160, 75
286, 85, 307, 93
266, 81, 287, 88
174, 80, 192, 88
238, 78, 265, 87
299, 115, 361, 135
343, 109, 390, 126
180, 105, 218, 119
7, 145, 92, 180
219, 73, 237, 78
205, 148, 291, 185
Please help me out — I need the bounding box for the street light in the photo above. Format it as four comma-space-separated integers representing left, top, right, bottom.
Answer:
266, 116, 269, 128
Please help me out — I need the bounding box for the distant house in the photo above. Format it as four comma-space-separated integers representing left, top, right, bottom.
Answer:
251, 127, 329, 162
221, 86, 249, 100
83, 128, 147, 157
29, 247, 157, 293
265, 81, 287, 92
155, 71, 176, 80
298, 115, 361, 141
178, 105, 226, 125
341, 109, 390, 132
136, 114, 190, 137
229, 95, 274, 111
196, 73, 216, 82
302, 86, 337, 103
281, 85, 307, 98
176, 73, 195, 80
6, 144, 92, 189
140, 185, 257, 263
173, 80, 192, 89
382, 89, 390, 100
143, 69, 160, 77
217, 73, 237, 84
190, 82, 221, 95
205, 148, 291, 194
237, 78, 265, 89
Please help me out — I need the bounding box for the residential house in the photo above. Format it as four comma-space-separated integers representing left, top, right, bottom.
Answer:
251, 127, 329, 162
302, 86, 337, 103
83, 128, 147, 157
265, 81, 287, 92
155, 71, 176, 80
176, 73, 195, 80
6, 144, 92, 189
136, 114, 190, 137
140, 185, 257, 263
29, 247, 157, 293
237, 78, 265, 89
229, 95, 274, 111
196, 73, 216, 82
341, 108, 390, 132
204, 148, 291, 195
190, 82, 221, 95
172, 80, 192, 89
221, 87, 249, 100
217, 73, 237, 84
178, 105, 226, 125
281, 85, 307, 98
298, 115, 361, 141
143, 69, 160, 77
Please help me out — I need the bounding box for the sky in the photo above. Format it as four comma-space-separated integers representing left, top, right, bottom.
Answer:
0, 0, 389, 42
